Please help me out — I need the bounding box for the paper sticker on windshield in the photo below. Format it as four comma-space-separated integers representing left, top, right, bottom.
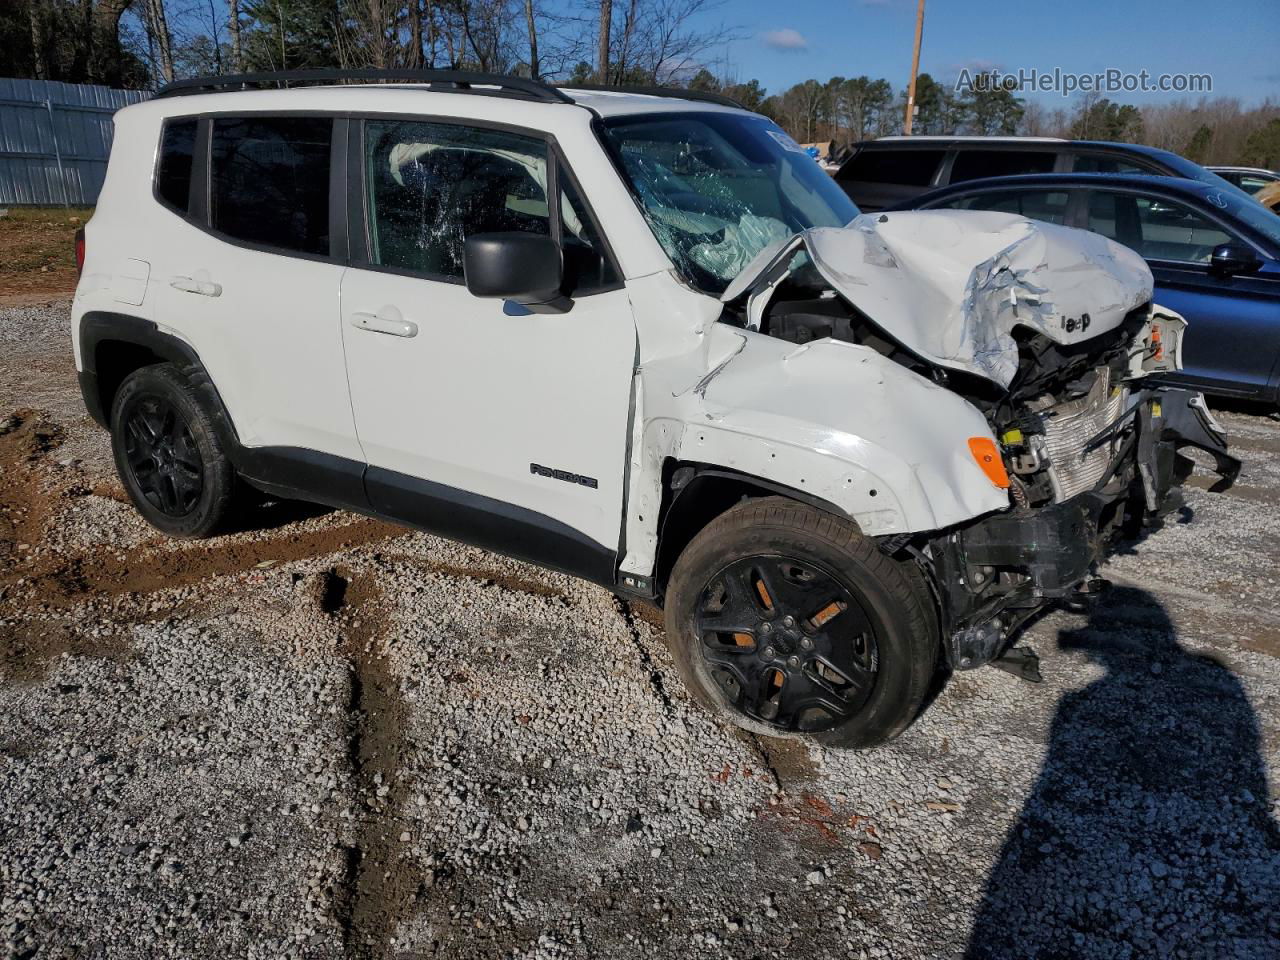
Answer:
767, 130, 807, 154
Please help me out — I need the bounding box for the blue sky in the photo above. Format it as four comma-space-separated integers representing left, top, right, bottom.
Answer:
700, 0, 1278, 106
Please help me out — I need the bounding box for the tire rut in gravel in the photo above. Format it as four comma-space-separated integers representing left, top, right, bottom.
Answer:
321, 566, 423, 960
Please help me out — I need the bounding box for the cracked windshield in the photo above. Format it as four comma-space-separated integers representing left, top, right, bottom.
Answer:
602, 113, 860, 293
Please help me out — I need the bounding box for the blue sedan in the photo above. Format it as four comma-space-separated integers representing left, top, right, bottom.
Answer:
895, 173, 1280, 402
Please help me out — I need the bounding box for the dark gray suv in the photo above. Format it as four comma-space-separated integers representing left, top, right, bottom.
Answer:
834, 136, 1248, 211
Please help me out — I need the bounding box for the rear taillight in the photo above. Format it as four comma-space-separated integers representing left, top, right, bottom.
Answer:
74, 228, 86, 275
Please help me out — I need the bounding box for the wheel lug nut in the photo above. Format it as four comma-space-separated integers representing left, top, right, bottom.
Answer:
759, 622, 772, 634
800, 637, 814, 651
783, 616, 795, 628
762, 646, 776, 660
787, 655, 801, 669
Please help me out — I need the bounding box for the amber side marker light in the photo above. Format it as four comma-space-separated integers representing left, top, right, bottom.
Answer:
968, 436, 1010, 489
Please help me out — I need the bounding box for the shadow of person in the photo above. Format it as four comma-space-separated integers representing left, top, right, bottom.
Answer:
964, 587, 1280, 959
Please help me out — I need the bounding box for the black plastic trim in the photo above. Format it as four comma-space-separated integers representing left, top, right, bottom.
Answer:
79, 312, 202, 426
329, 118, 350, 261
237, 446, 369, 509
156, 69, 576, 104
367, 467, 616, 584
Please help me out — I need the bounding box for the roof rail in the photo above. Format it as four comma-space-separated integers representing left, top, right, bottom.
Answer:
155, 69, 575, 104
561, 83, 743, 110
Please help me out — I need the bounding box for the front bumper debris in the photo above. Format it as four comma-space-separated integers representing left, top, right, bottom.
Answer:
924, 387, 1239, 673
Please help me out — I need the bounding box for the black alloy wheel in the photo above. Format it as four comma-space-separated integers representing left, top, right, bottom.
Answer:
665, 497, 937, 748
122, 395, 205, 517
109, 364, 240, 538
695, 555, 878, 733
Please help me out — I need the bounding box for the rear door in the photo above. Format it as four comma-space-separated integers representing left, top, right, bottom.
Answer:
1082, 187, 1280, 397
338, 117, 636, 581
150, 113, 363, 479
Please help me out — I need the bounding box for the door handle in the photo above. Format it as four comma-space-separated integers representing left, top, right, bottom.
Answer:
350, 310, 418, 338
170, 276, 222, 297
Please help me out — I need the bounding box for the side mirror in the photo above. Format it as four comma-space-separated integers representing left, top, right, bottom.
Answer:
463, 232, 570, 313
1209, 242, 1262, 278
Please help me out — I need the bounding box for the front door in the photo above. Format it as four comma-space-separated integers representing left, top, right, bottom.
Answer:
339, 117, 636, 582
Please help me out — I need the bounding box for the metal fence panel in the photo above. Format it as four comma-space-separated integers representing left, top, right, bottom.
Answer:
0, 78, 149, 207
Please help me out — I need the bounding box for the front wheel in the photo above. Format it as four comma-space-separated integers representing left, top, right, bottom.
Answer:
664, 497, 938, 748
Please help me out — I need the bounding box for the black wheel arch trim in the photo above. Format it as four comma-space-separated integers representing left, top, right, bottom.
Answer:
79, 311, 206, 428
653, 461, 857, 597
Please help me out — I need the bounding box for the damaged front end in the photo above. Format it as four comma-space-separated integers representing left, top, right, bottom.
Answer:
930, 384, 1237, 675
722, 210, 1241, 676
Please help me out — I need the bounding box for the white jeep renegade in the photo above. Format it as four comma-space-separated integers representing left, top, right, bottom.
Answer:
73, 70, 1238, 747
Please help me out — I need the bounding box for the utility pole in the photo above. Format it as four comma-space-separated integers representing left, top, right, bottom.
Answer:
903, 0, 925, 135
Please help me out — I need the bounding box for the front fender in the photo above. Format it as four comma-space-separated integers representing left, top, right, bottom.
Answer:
620, 322, 1011, 578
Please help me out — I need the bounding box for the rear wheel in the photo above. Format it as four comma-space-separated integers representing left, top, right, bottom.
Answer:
664, 497, 938, 748
110, 364, 239, 538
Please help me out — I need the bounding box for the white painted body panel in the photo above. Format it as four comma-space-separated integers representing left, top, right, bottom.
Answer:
150, 220, 360, 458
338, 267, 637, 551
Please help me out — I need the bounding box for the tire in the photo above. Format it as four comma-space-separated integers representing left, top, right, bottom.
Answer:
664, 496, 938, 749
109, 363, 239, 539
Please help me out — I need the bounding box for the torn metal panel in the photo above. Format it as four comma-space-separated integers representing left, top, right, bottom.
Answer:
725, 211, 1155, 388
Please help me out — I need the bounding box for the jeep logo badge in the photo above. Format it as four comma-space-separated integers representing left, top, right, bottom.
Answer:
1062, 312, 1091, 334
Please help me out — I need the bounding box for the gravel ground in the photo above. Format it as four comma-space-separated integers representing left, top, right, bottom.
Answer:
2, 300, 1278, 960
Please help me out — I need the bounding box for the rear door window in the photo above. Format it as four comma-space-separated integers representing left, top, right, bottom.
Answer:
947, 150, 1057, 183
839, 149, 944, 186
934, 189, 1070, 225
210, 116, 333, 256
1072, 153, 1156, 174
155, 118, 198, 214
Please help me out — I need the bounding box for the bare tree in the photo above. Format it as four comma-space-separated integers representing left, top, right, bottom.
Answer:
92, 0, 135, 82
407, 0, 424, 67
228, 0, 242, 70
596, 0, 611, 81
618, 0, 733, 85
29, 3, 50, 79
142, 0, 175, 82
523, 0, 538, 78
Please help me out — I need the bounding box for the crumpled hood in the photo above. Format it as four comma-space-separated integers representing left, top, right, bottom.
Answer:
722, 210, 1154, 388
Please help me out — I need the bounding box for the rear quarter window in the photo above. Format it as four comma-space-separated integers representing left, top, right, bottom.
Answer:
947, 150, 1057, 183
155, 118, 198, 214
1072, 154, 1156, 174
839, 149, 944, 186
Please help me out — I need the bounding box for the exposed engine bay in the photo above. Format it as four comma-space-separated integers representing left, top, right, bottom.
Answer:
721, 212, 1241, 676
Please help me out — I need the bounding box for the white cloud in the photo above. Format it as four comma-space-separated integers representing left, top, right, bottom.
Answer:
762, 28, 809, 51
